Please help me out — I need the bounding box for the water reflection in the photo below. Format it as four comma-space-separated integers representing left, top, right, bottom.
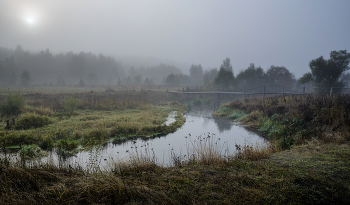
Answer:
212, 117, 233, 132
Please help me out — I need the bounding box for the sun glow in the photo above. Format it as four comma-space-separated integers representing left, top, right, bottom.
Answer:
21, 5, 41, 27
25, 16, 36, 25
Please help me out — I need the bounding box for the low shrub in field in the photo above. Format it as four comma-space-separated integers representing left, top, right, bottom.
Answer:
64, 96, 81, 114
15, 113, 52, 130
213, 106, 233, 117
0, 92, 26, 117
56, 139, 78, 156
19, 145, 42, 158
110, 124, 138, 137
81, 127, 110, 146
53, 129, 72, 140
235, 142, 279, 160
228, 110, 246, 120
0, 132, 37, 146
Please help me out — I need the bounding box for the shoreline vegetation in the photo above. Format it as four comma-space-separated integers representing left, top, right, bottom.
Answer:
0, 89, 187, 157
1, 90, 350, 204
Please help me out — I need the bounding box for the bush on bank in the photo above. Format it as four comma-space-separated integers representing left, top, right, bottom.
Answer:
214, 95, 350, 149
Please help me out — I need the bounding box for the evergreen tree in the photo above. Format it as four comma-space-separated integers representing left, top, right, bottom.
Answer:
214, 58, 235, 90
20, 70, 31, 87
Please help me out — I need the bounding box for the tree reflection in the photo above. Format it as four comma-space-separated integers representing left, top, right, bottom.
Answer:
212, 117, 233, 132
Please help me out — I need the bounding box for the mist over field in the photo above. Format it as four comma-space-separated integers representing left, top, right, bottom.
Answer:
2, 2, 350, 204
0, 0, 349, 92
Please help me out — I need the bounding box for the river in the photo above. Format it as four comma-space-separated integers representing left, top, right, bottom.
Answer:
3, 108, 265, 169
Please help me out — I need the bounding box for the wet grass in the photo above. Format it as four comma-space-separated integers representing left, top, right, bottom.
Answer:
0, 89, 186, 157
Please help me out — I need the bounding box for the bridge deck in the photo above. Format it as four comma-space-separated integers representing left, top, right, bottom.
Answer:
167, 91, 302, 95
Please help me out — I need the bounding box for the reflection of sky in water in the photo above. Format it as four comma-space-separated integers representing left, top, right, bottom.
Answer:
3, 109, 265, 168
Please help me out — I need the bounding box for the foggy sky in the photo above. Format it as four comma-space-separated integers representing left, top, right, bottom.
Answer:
1, 0, 350, 78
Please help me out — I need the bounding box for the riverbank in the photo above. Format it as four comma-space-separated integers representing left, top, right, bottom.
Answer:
213, 94, 350, 149
1, 136, 349, 204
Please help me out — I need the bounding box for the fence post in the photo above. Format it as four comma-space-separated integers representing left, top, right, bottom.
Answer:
282, 86, 284, 95
303, 87, 305, 95
330, 87, 332, 96
263, 86, 265, 97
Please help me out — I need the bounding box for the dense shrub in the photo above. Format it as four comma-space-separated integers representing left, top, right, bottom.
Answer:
0, 92, 26, 117
15, 113, 52, 130
0, 132, 37, 146
64, 96, 82, 113
56, 139, 78, 156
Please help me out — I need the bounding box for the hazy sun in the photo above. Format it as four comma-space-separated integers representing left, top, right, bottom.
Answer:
26, 17, 35, 24
24, 16, 37, 26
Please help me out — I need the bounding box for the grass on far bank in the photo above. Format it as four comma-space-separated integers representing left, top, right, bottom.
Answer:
0, 89, 187, 157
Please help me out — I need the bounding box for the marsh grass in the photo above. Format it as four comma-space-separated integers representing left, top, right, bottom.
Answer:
0, 90, 186, 157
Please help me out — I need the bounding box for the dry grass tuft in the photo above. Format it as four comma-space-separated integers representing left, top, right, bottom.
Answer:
236, 142, 280, 161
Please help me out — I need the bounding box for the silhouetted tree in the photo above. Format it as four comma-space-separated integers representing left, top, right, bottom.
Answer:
214, 58, 235, 90
57, 75, 66, 86
165, 73, 180, 86
20, 70, 31, 87
143, 78, 150, 85
266, 66, 295, 92
204, 68, 218, 84
87, 73, 98, 85
190, 64, 203, 85
133, 74, 143, 85
236, 63, 267, 91
79, 78, 85, 87
299, 50, 350, 93
221, 58, 233, 72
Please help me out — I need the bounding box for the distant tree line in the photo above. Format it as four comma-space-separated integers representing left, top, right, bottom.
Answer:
164, 57, 297, 93
0, 45, 182, 87
0, 45, 124, 86
163, 50, 350, 94
1, 45, 348, 93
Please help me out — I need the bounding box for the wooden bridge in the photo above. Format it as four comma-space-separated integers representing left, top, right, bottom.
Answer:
167, 85, 306, 107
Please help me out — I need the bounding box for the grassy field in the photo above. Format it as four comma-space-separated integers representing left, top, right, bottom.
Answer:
1, 92, 349, 204
0, 87, 186, 157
